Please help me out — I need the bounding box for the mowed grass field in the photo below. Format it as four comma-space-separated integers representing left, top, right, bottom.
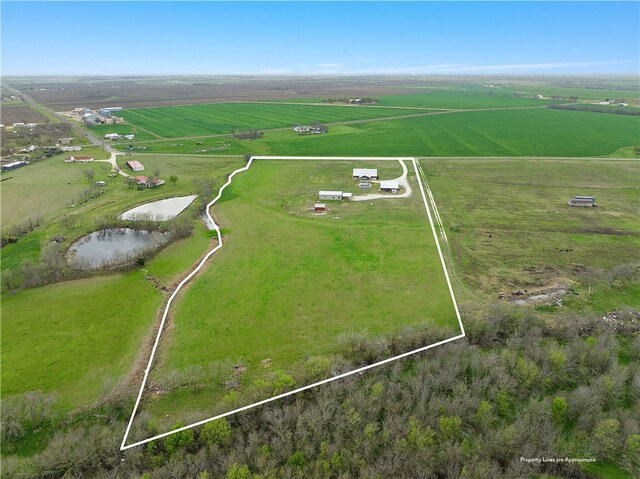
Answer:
132, 108, 640, 158
137, 159, 460, 429
423, 158, 640, 308
117, 102, 430, 138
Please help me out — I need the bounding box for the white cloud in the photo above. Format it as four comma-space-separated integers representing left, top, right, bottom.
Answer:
316, 63, 342, 68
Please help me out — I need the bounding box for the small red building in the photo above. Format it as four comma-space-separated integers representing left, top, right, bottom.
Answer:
314, 203, 326, 212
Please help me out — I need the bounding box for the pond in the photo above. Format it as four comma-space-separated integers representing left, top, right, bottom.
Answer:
119, 195, 198, 221
67, 228, 171, 269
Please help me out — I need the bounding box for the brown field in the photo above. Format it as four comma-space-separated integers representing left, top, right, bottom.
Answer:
0, 105, 49, 124
6, 76, 427, 109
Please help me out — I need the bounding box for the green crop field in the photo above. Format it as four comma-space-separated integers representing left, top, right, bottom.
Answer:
423, 158, 640, 309
130, 159, 461, 433
116, 102, 431, 138
376, 90, 556, 109
131, 108, 640, 158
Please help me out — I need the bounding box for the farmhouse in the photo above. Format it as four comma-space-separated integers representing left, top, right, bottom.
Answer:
126, 160, 145, 172
65, 156, 94, 163
0, 160, 28, 171
293, 125, 326, 134
319, 190, 352, 201
135, 176, 165, 188
380, 180, 400, 193
568, 195, 596, 207
353, 168, 378, 180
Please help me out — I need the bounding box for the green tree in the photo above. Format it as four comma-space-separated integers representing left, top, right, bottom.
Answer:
439, 415, 462, 442
551, 397, 568, 425
200, 418, 232, 446
287, 450, 306, 468
163, 422, 194, 454
226, 463, 251, 479
169, 175, 178, 185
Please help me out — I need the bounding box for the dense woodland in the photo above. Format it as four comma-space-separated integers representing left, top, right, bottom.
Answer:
2, 306, 639, 478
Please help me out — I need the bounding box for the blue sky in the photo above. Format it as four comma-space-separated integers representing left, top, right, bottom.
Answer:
2, 2, 638, 76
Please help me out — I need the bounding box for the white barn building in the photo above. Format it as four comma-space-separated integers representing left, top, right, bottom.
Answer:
353, 168, 378, 180
319, 190, 352, 201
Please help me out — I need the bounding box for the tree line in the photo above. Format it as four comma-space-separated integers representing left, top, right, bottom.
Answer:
2, 305, 638, 478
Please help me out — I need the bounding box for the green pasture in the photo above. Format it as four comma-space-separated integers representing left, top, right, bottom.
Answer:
0, 146, 111, 226
117, 102, 429, 138
376, 89, 555, 109
1, 272, 161, 410
138, 159, 460, 428
422, 158, 640, 306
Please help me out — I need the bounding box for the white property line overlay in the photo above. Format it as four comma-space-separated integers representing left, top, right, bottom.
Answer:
120, 156, 465, 450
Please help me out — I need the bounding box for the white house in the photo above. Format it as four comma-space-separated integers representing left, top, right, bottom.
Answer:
353, 168, 378, 180
104, 133, 121, 140
380, 180, 400, 193
123, 134, 135, 140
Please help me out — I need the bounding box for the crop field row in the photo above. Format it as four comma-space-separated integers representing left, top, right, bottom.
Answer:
116, 102, 431, 138
130, 108, 640, 158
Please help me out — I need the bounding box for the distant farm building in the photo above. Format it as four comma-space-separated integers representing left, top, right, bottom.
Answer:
314, 203, 326, 212
123, 134, 135, 140
104, 133, 121, 140
535, 95, 544, 100
95, 180, 107, 187
294, 125, 326, 134
98, 108, 112, 117
135, 176, 164, 188
568, 195, 596, 207
60, 146, 82, 152
126, 160, 145, 172
65, 156, 94, 163
380, 180, 400, 193
318, 190, 352, 201
1, 160, 29, 171
353, 168, 378, 180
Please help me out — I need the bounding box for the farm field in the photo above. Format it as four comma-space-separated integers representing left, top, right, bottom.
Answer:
88, 123, 159, 141
129, 159, 461, 436
422, 158, 640, 309
116, 102, 431, 138
0, 104, 49, 124
133, 107, 640, 158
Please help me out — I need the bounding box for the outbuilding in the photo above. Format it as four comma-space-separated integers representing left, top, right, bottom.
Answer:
314, 203, 326, 212
126, 160, 145, 172
0, 160, 28, 171
353, 168, 378, 180
380, 180, 400, 193
319, 190, 350, 201
568, 195, 595, 207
